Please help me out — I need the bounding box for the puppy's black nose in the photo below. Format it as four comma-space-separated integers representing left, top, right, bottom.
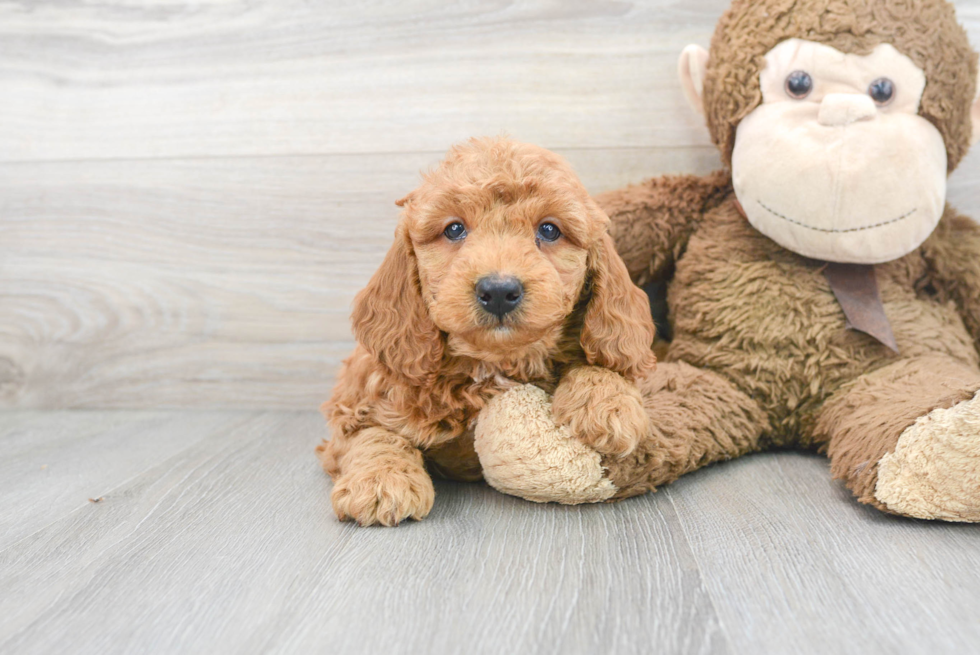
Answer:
475, 276, 524, 319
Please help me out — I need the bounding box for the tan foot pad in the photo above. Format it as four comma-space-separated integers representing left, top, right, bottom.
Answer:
876, 390, 980, 522
474, 384, 617, 505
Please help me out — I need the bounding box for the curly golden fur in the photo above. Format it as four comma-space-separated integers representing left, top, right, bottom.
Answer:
317, 138, 656, 526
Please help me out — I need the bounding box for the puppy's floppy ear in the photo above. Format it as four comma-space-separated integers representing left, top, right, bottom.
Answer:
581, 231, 657, 381
351, 226, 444, 385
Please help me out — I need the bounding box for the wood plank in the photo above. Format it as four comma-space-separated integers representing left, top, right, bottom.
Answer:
0, 0, 721, 162
664, 452, 980, 655
0, 146, 723, 410
0, 0, 977, 412
0, 411, 727, 655
2, 144, 977, 410
0, 410, 252, 550
2, 1, 975, 162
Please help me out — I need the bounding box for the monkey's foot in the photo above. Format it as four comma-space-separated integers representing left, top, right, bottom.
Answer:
474, 385, 617, 505
876, 390, 980, 522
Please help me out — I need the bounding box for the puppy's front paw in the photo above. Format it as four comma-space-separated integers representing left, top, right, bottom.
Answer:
552, 367, 651, 457
331, 461, 435, 527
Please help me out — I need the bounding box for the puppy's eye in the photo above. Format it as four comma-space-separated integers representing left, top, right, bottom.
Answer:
868, 77, 895, 105
537, 222, 561, 242
443, 221, 467, 241
785, 70, 813, 99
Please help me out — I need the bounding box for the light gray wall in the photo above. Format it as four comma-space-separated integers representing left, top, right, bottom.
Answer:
2, 0, 979, 409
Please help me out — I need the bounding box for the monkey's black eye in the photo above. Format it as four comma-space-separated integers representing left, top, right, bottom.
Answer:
537, 222, 561, 242
785, 70, 813, 99
444, 221, 467, 241
868, 78, 895, 105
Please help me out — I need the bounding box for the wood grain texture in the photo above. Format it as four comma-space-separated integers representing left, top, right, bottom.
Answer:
2, 149, 978, 410
0, 148, 722, 409
0, 0, 979, 409
0, 410, 252, 549
665, 453, 980, 655
0, 0, 975, 162
3, 411, 980, 654
0, 0, 720, 162
0, 411, 727, 655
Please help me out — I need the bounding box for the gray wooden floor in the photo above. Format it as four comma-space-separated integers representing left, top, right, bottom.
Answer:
2, 411, 979, 655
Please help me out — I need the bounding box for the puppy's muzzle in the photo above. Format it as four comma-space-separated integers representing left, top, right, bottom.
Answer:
475, 275, 524, 320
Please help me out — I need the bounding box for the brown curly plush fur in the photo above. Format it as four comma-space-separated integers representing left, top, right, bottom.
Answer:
602, 184, 980, 507
704, 0, 978, 170
318, 137, 656, 526
598, 0, 980, 513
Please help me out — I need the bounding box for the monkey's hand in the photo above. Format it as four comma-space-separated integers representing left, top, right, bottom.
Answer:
474, 384, 618, 504
597, 171, 730, 287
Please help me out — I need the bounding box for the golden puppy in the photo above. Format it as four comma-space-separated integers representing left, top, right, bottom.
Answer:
318, 137, 656, 526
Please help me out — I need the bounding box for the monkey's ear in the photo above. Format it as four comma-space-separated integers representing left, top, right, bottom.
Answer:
971, 71, 980, 146
678, 44, 710, 116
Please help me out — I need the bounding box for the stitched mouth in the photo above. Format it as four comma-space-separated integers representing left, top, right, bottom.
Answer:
757, 200, 917, 234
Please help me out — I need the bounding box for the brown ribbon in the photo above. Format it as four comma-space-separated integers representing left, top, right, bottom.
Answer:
823, 263, 899, 353
732, 198, 898, 353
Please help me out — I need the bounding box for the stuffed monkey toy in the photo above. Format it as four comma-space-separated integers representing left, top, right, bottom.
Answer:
475, 0, 980, 521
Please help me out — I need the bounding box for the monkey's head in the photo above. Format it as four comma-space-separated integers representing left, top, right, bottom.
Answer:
680, 0, 980, 264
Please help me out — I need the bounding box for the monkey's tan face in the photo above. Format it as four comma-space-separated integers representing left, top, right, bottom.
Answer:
732, 39, 948, 264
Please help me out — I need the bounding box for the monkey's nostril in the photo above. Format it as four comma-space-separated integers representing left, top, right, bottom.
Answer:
818, 93, 877, 127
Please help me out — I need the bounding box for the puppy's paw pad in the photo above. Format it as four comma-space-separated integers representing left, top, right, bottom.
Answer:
876, 391, 980, 522
331, 464, 435, 527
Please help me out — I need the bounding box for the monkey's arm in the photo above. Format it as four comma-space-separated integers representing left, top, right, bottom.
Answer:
922, 207, 980, 351
596, 170, 731, 286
